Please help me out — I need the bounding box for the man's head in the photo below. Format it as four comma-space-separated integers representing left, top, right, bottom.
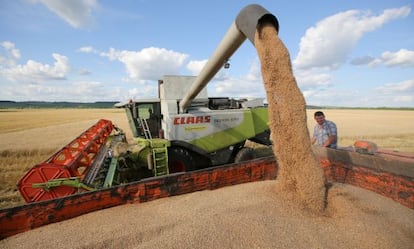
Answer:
314, 111, 325, 125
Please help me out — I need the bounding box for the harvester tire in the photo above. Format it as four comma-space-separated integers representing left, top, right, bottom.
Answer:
234, 147, 256, 163
168, 147, 195, 173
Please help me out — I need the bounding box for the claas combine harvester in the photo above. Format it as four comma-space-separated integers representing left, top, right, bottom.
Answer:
17, 5, 277, 204
1, 4, 413, 240
17, 75, 272, 203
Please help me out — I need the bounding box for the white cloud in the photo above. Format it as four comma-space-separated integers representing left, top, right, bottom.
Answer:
77, 46, 98, 54
244, 60, 261, 82
65, 81, 123, 101
1, 53, 70, 83
393, 95, 413, 103
79, 69, 92, 75
0, 80, 122, 102
186, 60, 206, 75
185, 58, 236, 82
376, 79, 414, 94
100, 47, 189, 81
71, 81, 104, 95
375, 79, 414, 105
288, 5, 412, 107
293, 6, 411, 70
380, 49, 414, 67
303, 88, 369, 107
0, 41, 21, 66
352, 49, 414, 68
0, 42, 76, 101
350, 56, 376, 66
1, 41, 21, 60
209, 62, 266, 98
211, 77, 265, 98
30, 0, 99, 28
303, 81, 414, 107
128, 84, 158, 99
294, 69, 333, 90
181, 59, 262, 98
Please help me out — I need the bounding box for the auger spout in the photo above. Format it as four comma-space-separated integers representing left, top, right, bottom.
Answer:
179, 4, 278, 112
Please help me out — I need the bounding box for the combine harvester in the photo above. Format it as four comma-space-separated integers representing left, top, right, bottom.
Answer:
1, 4, 413, 239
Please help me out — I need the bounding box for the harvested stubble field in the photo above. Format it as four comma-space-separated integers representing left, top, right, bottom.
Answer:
0, 108, 414, 249
0, 108, 413, 209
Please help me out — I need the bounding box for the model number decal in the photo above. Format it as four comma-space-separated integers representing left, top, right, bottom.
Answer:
174, 116, 211, 125
214, 117, 240, 123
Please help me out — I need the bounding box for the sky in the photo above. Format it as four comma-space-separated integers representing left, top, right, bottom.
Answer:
0, 0, 413, 107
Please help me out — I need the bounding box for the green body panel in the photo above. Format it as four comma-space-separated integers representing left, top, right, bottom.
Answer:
152, 146, 169, 176
32, 177, 95, 191
103, 157, 119, 188
251, 107, 269, 134
134, 138, 170, 171
190, 108, 269, 152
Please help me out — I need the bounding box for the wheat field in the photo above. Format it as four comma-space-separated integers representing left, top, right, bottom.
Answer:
0, 108, 413, 209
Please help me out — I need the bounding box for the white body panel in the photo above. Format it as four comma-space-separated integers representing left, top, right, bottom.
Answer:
164, 109, 245, 142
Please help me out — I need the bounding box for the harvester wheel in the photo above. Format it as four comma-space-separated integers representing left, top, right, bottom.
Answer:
168, 147, 195, 173
234, 147, 256, 163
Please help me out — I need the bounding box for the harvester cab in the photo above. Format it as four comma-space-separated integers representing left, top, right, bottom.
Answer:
121, 100, 162, 139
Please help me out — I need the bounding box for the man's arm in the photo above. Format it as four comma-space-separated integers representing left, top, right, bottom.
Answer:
323, 135, 337, 147
324, 121, 337, 147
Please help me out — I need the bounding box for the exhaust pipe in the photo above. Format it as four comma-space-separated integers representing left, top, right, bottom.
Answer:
179, 4, 278, 112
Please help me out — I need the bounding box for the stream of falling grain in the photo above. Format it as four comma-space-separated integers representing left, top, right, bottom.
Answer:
254, 21, 326, 213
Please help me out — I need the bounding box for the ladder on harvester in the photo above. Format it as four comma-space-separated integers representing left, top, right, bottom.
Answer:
140, 118, 152, 139
139, 118, 169, 177
152, 144, 169, 176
